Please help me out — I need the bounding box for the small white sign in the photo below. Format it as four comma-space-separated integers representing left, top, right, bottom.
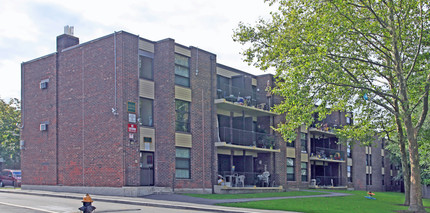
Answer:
129, 113, 137, 123
129, 133, 134, 139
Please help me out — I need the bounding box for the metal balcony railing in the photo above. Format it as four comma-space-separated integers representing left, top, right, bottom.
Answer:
217, 83, 258, 107
218, 127, 276, 149
218, 171, 277, 187
310, 147, 345, 161
313, 176, 347, 187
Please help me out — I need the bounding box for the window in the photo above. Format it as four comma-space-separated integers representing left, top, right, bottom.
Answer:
382, 175, 385, 185
366, 154, 372, 166
301, 162, 308, 182
300, 133, 307, 153
347, 166, 353, 182
347, 141, 352, 158
139, 98, 153, 126
217, 75, 230, 99
287, 158, 295, 181
175, 54, 190, 87
175, 100, 190, 132
175, 147, 190, 179
382, 156, 385, 167
286, 140, 295, 148
366, 174, 372, 185
139, 55, 153, 80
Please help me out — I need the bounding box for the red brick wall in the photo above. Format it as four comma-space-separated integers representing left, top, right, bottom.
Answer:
21, 54, 58, 185
22, 32, 140, 187
153, 39, 176, 187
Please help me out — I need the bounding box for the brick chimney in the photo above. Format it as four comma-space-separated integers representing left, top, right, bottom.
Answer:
56, 25, 79, 52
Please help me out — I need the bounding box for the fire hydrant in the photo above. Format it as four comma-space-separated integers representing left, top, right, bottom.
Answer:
78, 193, 96, 213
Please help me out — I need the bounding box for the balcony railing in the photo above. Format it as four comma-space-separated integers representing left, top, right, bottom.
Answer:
218, 171, 276, 187
313, 176, 347, 187
310, 147, 345, 161
218, 127, 276, 149
217, 84, 259, 108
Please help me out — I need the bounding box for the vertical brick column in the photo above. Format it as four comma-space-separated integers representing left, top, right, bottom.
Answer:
153, 39, 176, 187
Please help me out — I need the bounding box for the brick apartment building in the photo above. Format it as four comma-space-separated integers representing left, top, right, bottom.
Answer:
20, 28, 401, 195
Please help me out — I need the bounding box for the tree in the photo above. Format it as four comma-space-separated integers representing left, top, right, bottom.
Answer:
0, 98, 21, 169
234, 0, 429, 211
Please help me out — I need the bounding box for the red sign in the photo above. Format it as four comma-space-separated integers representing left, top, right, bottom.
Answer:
128, 124, 137, 133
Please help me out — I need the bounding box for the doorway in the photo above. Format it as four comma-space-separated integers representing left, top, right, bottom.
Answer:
140, 151, 154, 186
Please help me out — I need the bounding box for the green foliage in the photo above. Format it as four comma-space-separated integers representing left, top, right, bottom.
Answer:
233, 0, 429, 143
419, 118, 430, 185
0, 98, 21, 169
234, 1, 429, 208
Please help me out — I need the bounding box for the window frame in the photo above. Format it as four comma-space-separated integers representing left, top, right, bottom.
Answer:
300, 132, 307, 153
175, 100, 191, 132
139, 98, 154, 127
301, 162, 308, 182
287, 158, 295, 181
174, 54, 190, 87
175, 147, 191, 179
138, 52, 154, 80
347, 166, 353, 182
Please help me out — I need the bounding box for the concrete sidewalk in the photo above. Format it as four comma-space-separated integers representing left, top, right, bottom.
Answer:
0, 188, 295, 213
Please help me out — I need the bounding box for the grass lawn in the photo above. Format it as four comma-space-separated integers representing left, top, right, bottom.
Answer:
217, 190, 430, 213
183, 190, 328, 199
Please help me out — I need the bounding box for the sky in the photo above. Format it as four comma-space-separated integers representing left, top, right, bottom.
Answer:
0, 0, 275, 100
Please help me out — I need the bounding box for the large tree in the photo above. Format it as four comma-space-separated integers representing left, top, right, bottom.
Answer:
234, 0, 429, 211
0, 98, 21, 169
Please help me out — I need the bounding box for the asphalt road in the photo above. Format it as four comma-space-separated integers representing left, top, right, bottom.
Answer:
0, 192, 213, 213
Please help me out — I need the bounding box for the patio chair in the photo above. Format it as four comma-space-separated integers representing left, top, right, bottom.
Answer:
262, 171, 270, 187
236, 175, 245, 187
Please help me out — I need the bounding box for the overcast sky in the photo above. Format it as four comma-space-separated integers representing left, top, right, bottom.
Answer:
0, 0, 275, 100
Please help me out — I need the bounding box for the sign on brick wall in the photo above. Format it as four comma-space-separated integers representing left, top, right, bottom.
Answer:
128, 123, 137, 133
127, 102, 136, 113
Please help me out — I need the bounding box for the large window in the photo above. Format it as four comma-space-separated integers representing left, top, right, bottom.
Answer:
139, 98, 153, 127
175, 147, 190, 179
301, 162, 308, 182
382, 175, 385, 185
300, 133, 307, 153
366, 154, 372, 166
382, 156, 385, 167
139, 55, 153, 80
366, 174, 372, 185
175, 54, 190, 87
175, 100, 190, 132
347, 141, 352, 158
287, 158, 295, 181
347, 166, 353, 182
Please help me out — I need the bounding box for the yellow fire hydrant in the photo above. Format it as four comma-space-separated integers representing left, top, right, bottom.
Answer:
78, 193, 96, 213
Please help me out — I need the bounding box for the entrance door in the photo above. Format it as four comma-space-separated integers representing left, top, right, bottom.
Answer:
140, 152, 154, 186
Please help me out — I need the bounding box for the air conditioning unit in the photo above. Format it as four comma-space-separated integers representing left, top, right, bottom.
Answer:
40, 81, 48, 89
40, 124, 48, 131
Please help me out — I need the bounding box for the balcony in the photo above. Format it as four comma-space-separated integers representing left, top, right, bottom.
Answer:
217, 84, 257, 107
310, 147, 345, 163
216, 127, 279, 153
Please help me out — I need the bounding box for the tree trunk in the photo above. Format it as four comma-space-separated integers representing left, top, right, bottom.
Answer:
394, 112, 410, 206
405, 117, 425, 212
400, 142, 411, 206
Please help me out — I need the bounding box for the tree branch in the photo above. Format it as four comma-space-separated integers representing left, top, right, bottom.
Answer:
406, 3, 423, 82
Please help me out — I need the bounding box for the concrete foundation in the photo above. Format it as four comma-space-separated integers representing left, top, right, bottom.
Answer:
22, 185, 172, 197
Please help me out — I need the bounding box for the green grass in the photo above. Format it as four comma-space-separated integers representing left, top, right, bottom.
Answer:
217, 190, 430, 213
183, 190, 327, 199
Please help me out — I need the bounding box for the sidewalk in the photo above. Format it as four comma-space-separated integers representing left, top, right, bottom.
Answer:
0, 188, 296, 213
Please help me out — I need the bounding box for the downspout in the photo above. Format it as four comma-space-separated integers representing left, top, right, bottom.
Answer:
210, 55, 216, 193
